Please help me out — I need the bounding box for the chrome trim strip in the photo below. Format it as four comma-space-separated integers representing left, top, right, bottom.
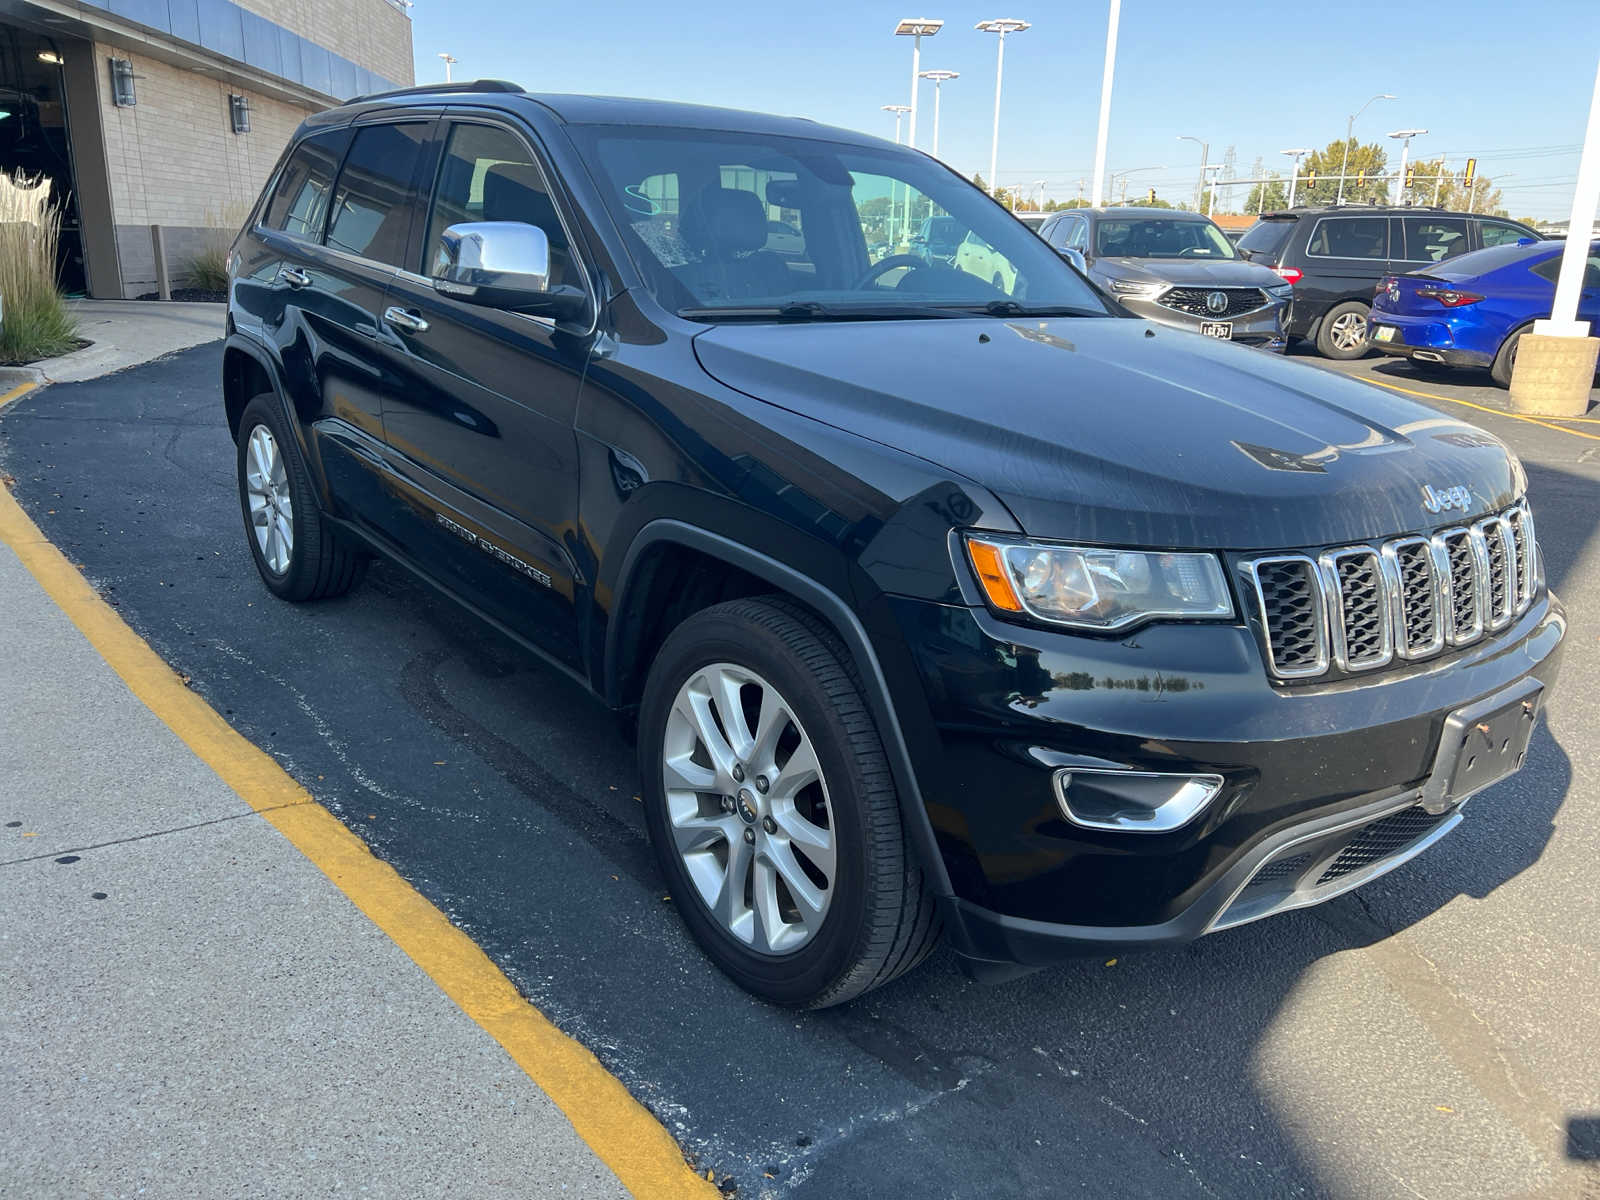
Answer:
1318, 546, 1393, 671
1380, 535, 1446, 659
1473, 515, 1516, 631
1051, 769, 1225, 834
1242, 555, 1329, 679
1433, 527, 1484, 647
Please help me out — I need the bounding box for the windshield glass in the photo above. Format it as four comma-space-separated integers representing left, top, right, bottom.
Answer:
570, 125, 1111, 317
1094, 217, 1236, 260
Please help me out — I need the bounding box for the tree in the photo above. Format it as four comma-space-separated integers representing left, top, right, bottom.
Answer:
1124, 195, 1175, 209
1245, 174, 1289, 214
1045, 198, 1090, 211
1299, 138, 1389, 206
1402, 158, 1505, 214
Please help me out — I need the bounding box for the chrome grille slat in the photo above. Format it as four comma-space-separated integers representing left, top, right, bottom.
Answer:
1244, 502, 1536, 681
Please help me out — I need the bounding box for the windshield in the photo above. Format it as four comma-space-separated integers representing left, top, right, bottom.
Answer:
570, 125, 1112, 318
1095, 217, 1236, 260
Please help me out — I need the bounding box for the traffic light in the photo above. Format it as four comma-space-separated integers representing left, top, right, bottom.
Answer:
1146, 187, 1157, 204
1305, 171, 1316, 186
1404, 165, 1415, 188
1462, 157, 1477, 186
1357, 169, 1366, 186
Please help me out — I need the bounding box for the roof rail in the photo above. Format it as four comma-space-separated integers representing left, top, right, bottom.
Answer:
348, 78, 525, 104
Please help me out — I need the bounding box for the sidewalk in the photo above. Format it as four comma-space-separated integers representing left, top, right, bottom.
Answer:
0, 300, 223, 389
0, 322, 647, 1197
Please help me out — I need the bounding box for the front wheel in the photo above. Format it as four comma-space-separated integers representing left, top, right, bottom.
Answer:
639, 598, 939, 1007
1316, 300, 1372, 360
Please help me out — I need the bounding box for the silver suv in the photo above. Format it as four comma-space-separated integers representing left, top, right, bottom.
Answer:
1038, 207, 1290, 351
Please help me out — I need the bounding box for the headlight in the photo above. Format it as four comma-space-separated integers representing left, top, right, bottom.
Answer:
1265, 282, 1293, 301
1105, 277, 1163, 299
964, 536, 1234, 630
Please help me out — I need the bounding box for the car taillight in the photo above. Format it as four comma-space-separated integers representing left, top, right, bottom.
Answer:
1416, 287, 1483, 308
1272, 267, 1302, 284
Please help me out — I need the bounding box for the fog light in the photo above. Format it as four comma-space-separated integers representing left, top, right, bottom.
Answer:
1053, 769, 1224, 833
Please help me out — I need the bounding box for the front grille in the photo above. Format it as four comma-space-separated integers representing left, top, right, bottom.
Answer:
1315, 807, 1450, 884
1158, 287, 1268, 318
1244, 502, 1535, 681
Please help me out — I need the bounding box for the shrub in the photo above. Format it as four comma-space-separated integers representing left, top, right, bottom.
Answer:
184, 244, 230, 293
0, 171, 79, 364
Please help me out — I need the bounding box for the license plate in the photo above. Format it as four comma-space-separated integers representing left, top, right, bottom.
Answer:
1200, 321, 1232, 340
1372, 324, 1397, 343
1421, 680, 1543, 814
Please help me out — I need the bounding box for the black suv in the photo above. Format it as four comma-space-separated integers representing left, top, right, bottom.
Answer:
223, 83, 1564, 1007
1236, 206, 1541, 359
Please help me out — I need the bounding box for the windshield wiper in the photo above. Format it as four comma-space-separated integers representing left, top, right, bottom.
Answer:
953, 299, 1109, 318
677, 300, 962, 322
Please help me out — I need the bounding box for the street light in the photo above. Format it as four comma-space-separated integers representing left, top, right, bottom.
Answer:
1337, 92, 1394, 206
894, 19, 944, 151
1388, 128, 1428, 205
918, 69, 959, 159
976, 19, 1030, 197
881, 105, 913, 247
1203, 163, 1223, 215
437, 52, 457, 83
1280, 148, 1311, 209
1177, 134, 1209, 211
1088, 0, 1121, 207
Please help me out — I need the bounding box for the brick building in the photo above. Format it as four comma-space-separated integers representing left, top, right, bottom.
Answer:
0, 0, 414, 297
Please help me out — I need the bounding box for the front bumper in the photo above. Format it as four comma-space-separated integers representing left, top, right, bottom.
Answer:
1117, 293, 1288, 351
886, 590, 1565, 970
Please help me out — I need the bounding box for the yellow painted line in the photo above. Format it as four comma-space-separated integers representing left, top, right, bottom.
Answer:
0, 381, 717, 1200
0, 381, 40, 409
1359, 374, 1600, 443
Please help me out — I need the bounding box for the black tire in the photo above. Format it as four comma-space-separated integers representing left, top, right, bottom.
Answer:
639, 597, 940, 1008
1315, 300, 1372, 360
1490, 327, 1527, 389
235, 394, 367, 602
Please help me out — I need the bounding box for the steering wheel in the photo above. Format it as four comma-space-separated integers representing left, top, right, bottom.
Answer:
854, 254, 930, 290
1177, 246, 1209, 258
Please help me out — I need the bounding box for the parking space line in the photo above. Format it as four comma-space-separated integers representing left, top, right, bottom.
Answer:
0, 381, 718, 1200
0, 382, 39, 409
1358, 375, 1600, 443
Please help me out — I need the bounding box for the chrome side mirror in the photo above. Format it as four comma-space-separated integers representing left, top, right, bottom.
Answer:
432, 222, 586, 320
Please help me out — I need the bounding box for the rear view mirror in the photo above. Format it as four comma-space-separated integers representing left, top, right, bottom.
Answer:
765, 179, 802, 209
1059, 247, 1087, 273
433, 222, 586, 320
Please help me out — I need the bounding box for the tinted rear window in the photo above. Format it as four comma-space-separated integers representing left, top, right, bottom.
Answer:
262, 128, 351, 240
1237, 218, 1293, 259
1306, 216, 1389, 260
325, 122, 430, 267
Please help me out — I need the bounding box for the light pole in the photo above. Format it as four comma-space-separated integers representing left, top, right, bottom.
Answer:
881, 104, 912, 247
977, 18, 1030, 197
1177, 134, 1208, 211
1089, 0, 1120, 207
437, 52, 457, 83
894, 19, 944, 151
1281, 148, 1310, 209
1388, 128, 1428, 205
1338, 93, 1394, 205
1203, 163, 1222, 215
918, 69, 959, 159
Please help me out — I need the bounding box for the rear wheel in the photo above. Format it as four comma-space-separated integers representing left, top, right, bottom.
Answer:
236, 394, 367, 601
639, 597, 939, 1007
1490, 327, 1527, 388
1316, 301, 1372, 360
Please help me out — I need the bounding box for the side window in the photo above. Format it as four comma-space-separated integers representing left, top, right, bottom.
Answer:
1532, 253, 1600, 288
1480, 221, 1532, 248
1066, 217, 1088, 251
1403, 217, 1470, 262
424, 122, 574, 288
1306, 217, 1388, 260
325, 122, 430, 267
262, 128, 351, 240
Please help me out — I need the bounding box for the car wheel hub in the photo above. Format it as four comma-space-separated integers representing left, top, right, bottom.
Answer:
662, 662, 836, 956
245, 425, 293, 575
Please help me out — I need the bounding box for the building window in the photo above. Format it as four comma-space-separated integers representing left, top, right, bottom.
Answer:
109, 58, 135, 107
229, 94, 251, 134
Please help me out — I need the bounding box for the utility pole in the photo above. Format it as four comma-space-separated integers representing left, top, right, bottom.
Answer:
977, 19, 1030, 198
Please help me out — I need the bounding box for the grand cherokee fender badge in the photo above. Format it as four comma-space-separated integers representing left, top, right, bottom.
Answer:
1420, 483, 1471, 514
435, 513, 553, 588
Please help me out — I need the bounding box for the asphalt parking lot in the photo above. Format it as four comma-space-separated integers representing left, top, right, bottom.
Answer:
2, 340, 1598, 1199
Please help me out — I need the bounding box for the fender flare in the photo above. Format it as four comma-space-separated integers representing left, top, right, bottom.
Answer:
222, 333, 330, 503
609, 518, 954, 901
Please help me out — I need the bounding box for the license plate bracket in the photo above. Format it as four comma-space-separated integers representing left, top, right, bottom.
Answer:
1420, 678, 1543, 814
1200, 321, 1232, 340
1372, 324, 1397, 342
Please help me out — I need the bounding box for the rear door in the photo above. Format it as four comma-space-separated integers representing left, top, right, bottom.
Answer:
1397, 215, 1472, 267
265, 116, 436, 525
1296, 214, 1393, 332
373, 114, 595, 669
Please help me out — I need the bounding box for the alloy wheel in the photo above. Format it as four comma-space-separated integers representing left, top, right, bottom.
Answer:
1330, 310, 1367, 352
661, 662, 836, 955
244, 425, 294, 575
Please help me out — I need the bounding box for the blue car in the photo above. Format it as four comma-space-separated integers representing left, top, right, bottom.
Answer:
1369, 238, 1600, 386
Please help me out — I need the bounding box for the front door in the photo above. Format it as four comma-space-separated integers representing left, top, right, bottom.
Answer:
376, 116, 593, 670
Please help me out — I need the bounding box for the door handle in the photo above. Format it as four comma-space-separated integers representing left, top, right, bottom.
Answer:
383, 306, 430, 335
277, 267, 311, 289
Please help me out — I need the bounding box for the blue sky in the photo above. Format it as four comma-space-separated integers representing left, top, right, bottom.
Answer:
408, 1, 1599, 221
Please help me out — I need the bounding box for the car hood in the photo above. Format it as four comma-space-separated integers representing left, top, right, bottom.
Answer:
1091, 257, 1285, 288
692, 317, 1525, 551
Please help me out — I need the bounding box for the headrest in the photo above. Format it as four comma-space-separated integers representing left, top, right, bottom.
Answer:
483, 162, 558, 230
680, 187, 767, 256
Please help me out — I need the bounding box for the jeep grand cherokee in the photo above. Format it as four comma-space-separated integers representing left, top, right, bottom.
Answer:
222, 81, 1564, 1007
